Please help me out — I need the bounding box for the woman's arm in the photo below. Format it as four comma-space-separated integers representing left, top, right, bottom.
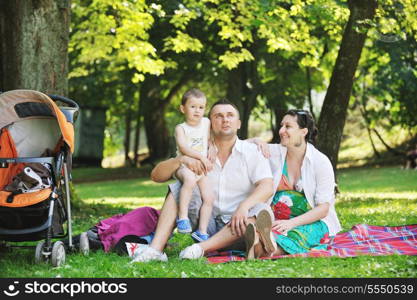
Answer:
246, 137, 270, 158
272, 203, 329, 234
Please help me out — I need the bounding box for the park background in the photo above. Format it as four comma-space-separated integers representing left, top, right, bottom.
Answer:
0, 0, 416, 277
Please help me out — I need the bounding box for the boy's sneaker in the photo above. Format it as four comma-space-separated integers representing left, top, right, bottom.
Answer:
191, 230, 209, 242
176, 218, 192, 233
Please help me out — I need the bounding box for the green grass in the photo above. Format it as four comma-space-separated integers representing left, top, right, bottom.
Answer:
1, 167, 417, 278
338, 166, 417, 193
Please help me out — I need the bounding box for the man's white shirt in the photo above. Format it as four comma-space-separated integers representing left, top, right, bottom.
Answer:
209, 138, 273, 223
170, 138, 273, 224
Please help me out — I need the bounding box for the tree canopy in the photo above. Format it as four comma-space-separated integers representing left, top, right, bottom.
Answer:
66, 0, 417, 166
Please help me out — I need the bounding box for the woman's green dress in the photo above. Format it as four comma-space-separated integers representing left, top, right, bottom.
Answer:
271, 160, 329, 254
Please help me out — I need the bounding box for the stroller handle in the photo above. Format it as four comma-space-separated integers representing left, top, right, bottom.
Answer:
48, 94, 79, 123
48, 94, 79, 110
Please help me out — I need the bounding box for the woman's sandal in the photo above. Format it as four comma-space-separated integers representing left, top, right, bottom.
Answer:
255, 209, 277, 255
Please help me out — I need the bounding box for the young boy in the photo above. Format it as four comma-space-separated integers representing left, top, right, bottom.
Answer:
174, 88, 215, 242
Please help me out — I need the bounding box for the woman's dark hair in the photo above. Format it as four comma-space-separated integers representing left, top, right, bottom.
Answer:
285, 109, 318, 144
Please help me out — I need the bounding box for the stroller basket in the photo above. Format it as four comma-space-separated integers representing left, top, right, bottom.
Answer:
0, 197, 65, 242
0, 89, 79, 266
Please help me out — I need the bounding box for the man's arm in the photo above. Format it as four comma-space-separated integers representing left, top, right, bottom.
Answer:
229, 177, 274, 237
150, 156, 206, 183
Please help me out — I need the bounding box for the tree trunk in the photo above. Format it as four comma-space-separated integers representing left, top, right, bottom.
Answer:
226, 60, 260, 139
227, 65, 245, 138
141, 73, 191, 163
360, 108, 380, 158
306, 67, 316, 120
122, 70, 137, 167
133, 93, 143, 166
358, 81, 380, 158
124, 108, 133, 166
0, 0, 70, 94
141, 89, 170, 163
367, 127, 380, 158
372, 128, 403, 156
317, 0, 377, 170
271, 106, 287, 143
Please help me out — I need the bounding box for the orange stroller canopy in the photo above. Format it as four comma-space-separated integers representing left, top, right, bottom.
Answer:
0, 89, 75, 153
0, 89, 76, 197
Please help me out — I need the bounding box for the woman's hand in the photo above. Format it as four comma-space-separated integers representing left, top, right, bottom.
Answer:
272, 219, 296, 235
247, 138, 270, 158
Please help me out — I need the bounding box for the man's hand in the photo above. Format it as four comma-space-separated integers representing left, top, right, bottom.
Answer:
200, 157, 213, 173
180, 156, 206, 176
207, 144, 217, 163
229, 205, 249, 237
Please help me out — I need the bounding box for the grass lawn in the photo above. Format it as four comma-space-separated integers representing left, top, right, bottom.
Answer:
1, 166, 416, 278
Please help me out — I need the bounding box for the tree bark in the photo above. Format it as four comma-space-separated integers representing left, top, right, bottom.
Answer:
271, 106, 287, 143
317, 0, 377, 170
360, 107, 380, 158
306, 67, 316, 120
133, 104, 143, 166
124, 108, 133, 166
122, 70, 137, 167
372, 128, 403, 156
0, 0, 70, 94
358, 80, 380, 158
141, 73, 191, 163
226, 60, 260, 139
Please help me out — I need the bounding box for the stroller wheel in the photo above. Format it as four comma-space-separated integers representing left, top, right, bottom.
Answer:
35, 241, 48, 264
79, 232, 90, 255
51, 241, 66, 267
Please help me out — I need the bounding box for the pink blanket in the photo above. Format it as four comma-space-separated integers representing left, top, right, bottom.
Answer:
207, 224, 417, 264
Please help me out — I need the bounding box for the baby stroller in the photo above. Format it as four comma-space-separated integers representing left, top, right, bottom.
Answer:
0, 89, 82, 266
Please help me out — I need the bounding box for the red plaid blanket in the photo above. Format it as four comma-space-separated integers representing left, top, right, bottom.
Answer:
207, 224, 417, 264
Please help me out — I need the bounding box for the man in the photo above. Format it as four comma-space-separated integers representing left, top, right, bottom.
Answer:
133, 99, 273, 262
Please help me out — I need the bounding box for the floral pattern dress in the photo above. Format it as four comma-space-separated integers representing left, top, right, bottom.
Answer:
271, 160, 329, 254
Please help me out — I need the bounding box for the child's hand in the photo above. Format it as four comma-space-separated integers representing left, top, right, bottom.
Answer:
207, 144, 217, 163
200, 157, 213, 173
249, 138, 270, 158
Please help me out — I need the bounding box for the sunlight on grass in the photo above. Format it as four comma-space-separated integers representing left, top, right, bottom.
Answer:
349, 205, 416, 216
338, 167, 417, 193
140, 180, 172, 186
339, 192, 417, 201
